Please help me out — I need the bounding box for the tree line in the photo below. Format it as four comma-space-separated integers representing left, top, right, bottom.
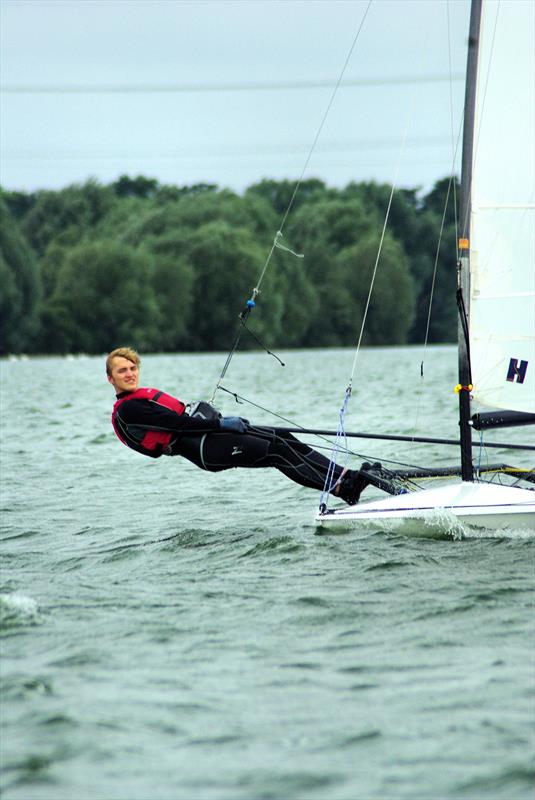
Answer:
0, 174, 459, 355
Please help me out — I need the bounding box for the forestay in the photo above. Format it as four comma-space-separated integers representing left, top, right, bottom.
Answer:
469, 0, 535, 414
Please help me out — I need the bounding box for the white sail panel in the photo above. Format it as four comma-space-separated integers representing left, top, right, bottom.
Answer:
469, 0, 535, 413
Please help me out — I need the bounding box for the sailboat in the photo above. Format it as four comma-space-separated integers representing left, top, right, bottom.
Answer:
316, 0, 535, 532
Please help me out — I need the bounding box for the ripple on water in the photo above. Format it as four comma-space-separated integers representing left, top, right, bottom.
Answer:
463, 586, 529, 603
176, 769, 343, 800
88, 434, 110, 445
239, 535, 305, 559
326, 728, 383, 749
234, 769, 345, 797
0, 529, 42, 542
2, 745, 76, 793
0, 594, 41, 630
454, 763, 535, 797
292, 595, 331, 608
98, 544, 145, 565
1, 675, 53, 700
156, 529, 221, 550
49, 649, 104, 668
364, 559, 414, 572
3, 753, 57, 788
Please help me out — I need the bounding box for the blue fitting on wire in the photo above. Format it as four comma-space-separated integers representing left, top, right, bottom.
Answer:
246, 299, 256, 308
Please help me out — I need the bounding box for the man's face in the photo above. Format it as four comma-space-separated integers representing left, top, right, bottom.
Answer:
108, 356, 139, 393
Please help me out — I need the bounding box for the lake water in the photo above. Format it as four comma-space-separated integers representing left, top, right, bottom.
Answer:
1, 347, 534, 800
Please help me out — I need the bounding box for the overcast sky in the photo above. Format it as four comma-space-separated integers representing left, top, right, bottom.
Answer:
1, 0, 472, 195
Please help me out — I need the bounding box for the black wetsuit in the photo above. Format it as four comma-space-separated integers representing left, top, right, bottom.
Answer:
175, 425, 346, 493
113, 392, 346, 495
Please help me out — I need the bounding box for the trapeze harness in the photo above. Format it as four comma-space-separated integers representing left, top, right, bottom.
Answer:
111, 388, 356, 499
112, 388, 186, 458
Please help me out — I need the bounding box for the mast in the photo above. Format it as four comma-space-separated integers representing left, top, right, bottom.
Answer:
457, 0, 482, 482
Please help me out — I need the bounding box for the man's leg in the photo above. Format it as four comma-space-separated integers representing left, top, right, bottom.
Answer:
173, 428, 369, 503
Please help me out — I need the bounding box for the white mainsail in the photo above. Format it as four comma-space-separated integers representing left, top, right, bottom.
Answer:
469, 0, 535, 414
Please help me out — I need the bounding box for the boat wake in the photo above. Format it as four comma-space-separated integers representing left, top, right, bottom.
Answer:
315, 505, 535, 541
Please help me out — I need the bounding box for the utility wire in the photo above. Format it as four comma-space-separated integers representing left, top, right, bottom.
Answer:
2, 74, 464, 94
4, 135, 456, 162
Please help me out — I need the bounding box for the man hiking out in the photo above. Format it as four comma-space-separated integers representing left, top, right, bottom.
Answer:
107, 347, 372, 505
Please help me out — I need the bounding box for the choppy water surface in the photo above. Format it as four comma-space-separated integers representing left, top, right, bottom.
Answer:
1, 348, 534, 800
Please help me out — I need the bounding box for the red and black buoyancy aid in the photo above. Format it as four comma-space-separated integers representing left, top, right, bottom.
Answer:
112, 388, 186, 458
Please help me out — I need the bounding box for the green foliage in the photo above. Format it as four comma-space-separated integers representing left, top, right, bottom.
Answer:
0, 199, 41, 353
139, 231, 195, 351
21, 180, 115, 256
246, 178, 328, 217
339, 234, 415, 345
1, 189, 37, 222
112, 174, 159, 199
122, 187, 277, 249
408, 179, 460, 343
0, 174, 460, 355
43, 241, 161, 353
176, 220, 268, 351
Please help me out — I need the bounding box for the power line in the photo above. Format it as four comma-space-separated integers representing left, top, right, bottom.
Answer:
2, 135, 454, 162
1, 74, 463, 94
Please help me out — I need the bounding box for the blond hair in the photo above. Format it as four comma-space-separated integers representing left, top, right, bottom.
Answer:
106, 347, 140, 376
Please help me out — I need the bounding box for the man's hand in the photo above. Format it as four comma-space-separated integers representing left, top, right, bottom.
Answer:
219, 417, 246, 433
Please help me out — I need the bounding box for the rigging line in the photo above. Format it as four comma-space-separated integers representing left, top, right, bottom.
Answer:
348, 98, 413, 387
218, 384, 535, 454
301, 439, 450, 478
217, 386, 454, 475
269, 426, 535, 452
217, 386, 534, 490
217, 384, 364, 459
211, 0, 373, 400
348, 181, 395, 386
278, 0, 373, 233
319, 390, 352, 509
291, 440, 467, 479
320, 96, 416, 510
413, 2, 465, 436
256, 0, 374, 294
239, 318, 286, 367
414, 123, 462, 382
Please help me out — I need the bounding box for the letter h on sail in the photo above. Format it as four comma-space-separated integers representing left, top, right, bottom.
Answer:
506, 358, 528, 384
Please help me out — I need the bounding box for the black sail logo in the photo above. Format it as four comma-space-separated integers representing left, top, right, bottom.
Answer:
506, 358, 528, 384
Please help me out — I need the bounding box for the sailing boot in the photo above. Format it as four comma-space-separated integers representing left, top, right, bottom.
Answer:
337, 462, 382, 505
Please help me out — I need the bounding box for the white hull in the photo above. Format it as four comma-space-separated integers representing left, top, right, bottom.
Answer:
316, 482, 535, 533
